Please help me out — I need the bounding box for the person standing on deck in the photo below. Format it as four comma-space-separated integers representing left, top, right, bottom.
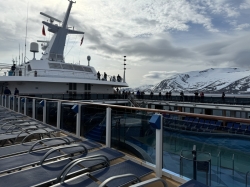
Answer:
200, 92, 204, 102
104, 72, 107, 80
222, 92, 225, 102
14, 88, 19, 95
97, 71, 100, 80
150, 91, 153, 99
4, 87, 11, 95
169, 91, 172, 100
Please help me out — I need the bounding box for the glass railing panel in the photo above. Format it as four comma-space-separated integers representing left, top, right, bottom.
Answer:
111, 110, 156, 165
60, 103, 76, 134
163, 114, 250, 187
80, 105, 106, 143
10, 97, 13, 110
91, 94, 98, 100
42, 94, 53, 99
52, 94, 64, 100
20, 98, 24, 114
14, 97, 18, 112
35, 100, 43, 121
6, 96, 9, 108
46, 101, 57, 127
75, 94, 83, 100
26, 98, 33, 117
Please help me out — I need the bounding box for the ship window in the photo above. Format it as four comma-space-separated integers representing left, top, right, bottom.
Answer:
27, 65, 32, 71
57, 54, 63, 61
61, 64, 73, 70
85, 84, 91, 90
69, 83, 77, 90
83, 67, 92, 72
49, 53, 56, 61
48, 63, 62, 69
73, 65, 84, 71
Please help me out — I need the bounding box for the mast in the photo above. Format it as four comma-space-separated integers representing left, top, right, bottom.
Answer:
123, 56, 126, 83
40, 0, 84, 63
62, 0, 74, 29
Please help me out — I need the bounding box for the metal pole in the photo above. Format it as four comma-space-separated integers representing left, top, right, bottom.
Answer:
76, 104, 81, 137
57, 101, 61, 129
155, 114, 163, 177
43, 100, 46, 123
232, 154, 234, 176
24, 98, 27, 115
192, 145, 197, 180
17, 97, 20, 113
106, 107, 111, 148
32, 99, 35, 119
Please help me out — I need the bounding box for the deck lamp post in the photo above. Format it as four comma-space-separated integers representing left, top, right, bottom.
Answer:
87, 56, 91, 66
123, 56, 126, 83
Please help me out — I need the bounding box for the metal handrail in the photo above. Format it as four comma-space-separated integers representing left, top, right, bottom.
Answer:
57, 154, 109, 182
28, 137, 70, 153
21, 128, 50, 144
11, 95, 250, 124
40, 144, 88, 165
129, 178, 168, 187
99, 174, 141, 187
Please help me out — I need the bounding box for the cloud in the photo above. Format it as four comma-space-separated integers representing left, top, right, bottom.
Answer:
143, 71, 178, 79
195, 33, 250, 67
235, 23, 250, 30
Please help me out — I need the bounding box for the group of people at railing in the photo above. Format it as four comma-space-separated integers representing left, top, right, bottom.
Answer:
3, 87, 19, 96
97, 71, 123, 82
124, 90, 227, 103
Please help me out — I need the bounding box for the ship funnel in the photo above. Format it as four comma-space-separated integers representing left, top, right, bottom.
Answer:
30, 42, 39, 60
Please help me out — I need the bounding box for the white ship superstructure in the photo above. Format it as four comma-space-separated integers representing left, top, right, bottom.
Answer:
0, 0, 128, 95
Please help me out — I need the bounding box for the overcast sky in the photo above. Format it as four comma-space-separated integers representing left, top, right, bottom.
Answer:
1, 0, 250, 87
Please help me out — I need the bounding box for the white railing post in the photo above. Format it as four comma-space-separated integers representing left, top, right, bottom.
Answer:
17, 97, 20, 113
43, 100, 47, 123
8, 96, 11, 109
32, 99, 35, 119
24, 98, 27, 115
57, 101, 61, 129
76, 104, 81, 137
13, 96, 15, 111
155, 114, 163, 177
106, 107, 111, 148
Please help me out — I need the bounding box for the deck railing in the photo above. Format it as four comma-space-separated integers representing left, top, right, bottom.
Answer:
2, 94, 250, 186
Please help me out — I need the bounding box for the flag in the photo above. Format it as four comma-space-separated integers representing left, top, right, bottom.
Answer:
80, 36, 84, 46
42, 25, 46, 36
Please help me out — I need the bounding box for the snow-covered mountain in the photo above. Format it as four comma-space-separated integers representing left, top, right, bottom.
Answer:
128, 68, 250, 93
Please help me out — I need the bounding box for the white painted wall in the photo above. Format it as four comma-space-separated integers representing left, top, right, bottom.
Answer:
5, 82, 115, 94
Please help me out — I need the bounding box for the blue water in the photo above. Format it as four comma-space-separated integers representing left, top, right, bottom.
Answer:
165, 130, 250, 154
127, 130, 250, 187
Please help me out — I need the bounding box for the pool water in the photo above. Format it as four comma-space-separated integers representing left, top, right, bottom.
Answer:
129, 130, 250, 187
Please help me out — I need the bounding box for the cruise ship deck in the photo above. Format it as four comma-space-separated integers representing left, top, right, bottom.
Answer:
1, 94, 250, 187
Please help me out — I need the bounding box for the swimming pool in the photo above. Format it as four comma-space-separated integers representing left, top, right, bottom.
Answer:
128, 128, 250, 187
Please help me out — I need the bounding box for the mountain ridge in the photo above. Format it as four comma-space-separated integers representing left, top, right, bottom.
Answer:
127, 68, 250, 93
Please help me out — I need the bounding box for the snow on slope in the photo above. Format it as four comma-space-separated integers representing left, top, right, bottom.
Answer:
127, 68, 250, 93
153, 68, 250, 93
